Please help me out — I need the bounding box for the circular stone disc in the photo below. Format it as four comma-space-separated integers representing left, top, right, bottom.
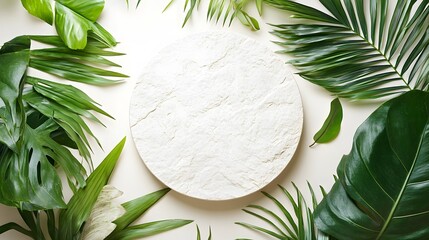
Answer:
130, 32, 303, 200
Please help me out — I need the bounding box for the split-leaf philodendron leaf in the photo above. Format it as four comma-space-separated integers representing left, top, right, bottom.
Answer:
20, 0, 115, 49
0, 35, 125, 211
315, 90, 429, 239
310, 98, 343, 147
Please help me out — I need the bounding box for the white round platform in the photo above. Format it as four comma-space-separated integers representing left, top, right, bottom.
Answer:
130, 32, 303, 200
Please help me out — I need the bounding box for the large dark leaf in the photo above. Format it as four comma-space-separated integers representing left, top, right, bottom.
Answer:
315, 90, 429, 239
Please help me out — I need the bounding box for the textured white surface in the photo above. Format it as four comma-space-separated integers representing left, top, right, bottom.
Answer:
130, 32, 303, 200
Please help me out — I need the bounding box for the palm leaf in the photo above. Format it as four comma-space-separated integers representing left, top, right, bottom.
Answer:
106, 188, 193, 240
315, 90, 429, 239
58, 138, 126, 240
265, 0, 429, 100
160, 0, 261, 30
196, 225, 212, 240
0, 35, 125, 210
236, 183, 330, 239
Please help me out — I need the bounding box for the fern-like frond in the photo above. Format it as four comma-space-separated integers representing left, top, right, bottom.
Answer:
236, 183, 330, 240
160, 0, 261, 30
266, 0, 429, 100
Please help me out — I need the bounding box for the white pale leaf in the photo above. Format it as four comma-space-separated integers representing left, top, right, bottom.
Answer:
80, 185, 126, 240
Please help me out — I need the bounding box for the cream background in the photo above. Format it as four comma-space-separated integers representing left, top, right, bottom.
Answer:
0, 0, 380, 239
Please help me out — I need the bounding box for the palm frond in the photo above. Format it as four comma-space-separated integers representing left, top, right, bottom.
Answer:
236, 183, 330, 240
161, 0, 261, 30
196, 225, 212, 240
265, 0, 429, 100
0, 35, 125, 210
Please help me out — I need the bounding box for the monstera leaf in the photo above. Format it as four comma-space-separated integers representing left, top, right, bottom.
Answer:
315, 90, 429, 239
20, 0, 115, 49
0, 35, 124, 210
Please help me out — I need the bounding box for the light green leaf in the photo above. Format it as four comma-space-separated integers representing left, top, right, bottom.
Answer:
20, 0, 53, 24
256, 0, 263, 15
111, 188, 170, 233
315, 90, 429, 239
107, 220, 193, 240
58, 138, 126, 239
54, 0, 116, 49
310, 98, 343, 147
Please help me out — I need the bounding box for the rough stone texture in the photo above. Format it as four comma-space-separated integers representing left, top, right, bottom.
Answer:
130, 32, 303, 200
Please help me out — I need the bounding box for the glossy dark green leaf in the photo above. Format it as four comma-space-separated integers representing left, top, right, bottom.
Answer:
315, 90, 429, 239
20, 0, 53, 24
0, 35, 124, 210
265, 0, 429, 100
310, 98, 343, 147
58, 138, 126, 240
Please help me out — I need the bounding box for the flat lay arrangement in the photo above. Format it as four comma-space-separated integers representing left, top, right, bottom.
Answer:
0, 0, 428, 239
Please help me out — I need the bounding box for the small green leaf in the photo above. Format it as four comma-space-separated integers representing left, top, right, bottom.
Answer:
21, 0, 53, 24
107, 220, 193, 240
112, 188, 170, 233
310, 98, 343, 147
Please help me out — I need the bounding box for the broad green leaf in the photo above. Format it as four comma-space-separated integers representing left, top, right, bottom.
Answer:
20, 0, 53, 24
310, 98, 343, 147
0, 37, 29, 150
58, 138, 126, 240
0, 34, 124, 211
54, 0, 116, 49
106, 220, 193, 240
315, 90, 429, 239
111, 188, 170, 233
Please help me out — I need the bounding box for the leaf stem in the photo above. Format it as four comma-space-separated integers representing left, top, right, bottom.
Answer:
350, 28, 412, 91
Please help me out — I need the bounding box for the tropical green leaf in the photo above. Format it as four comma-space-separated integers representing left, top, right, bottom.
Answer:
266, 0, 429, 100
0, 222, 32, 237
20, 0, 53, 24
196, 225, 212, 240
20, 0, 115, 49
0, 35, 124, 210
54, 0, 116, 50
160, 0, 261, 30
315, 90, 429, 239
106, 220, 193, 240
111, 188, 170, 233
310, 98, 343, 147
236, 183, 330, 239
58, 138, 126, 240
